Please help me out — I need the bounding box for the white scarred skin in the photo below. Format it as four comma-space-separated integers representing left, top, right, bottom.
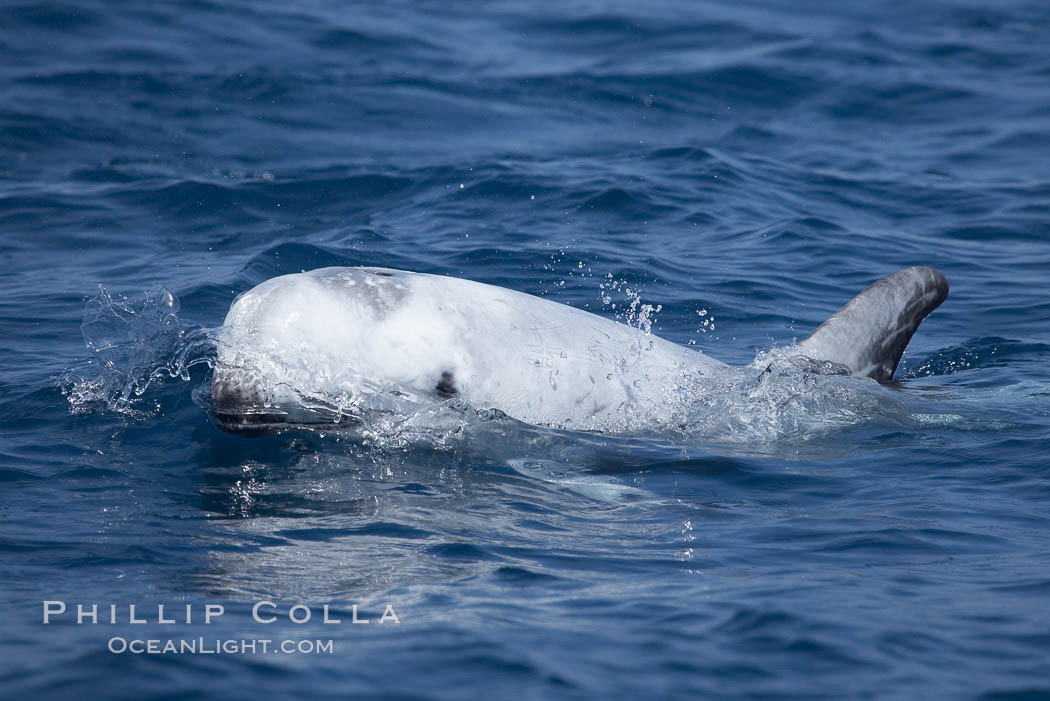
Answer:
214, 267, 727, 431
213, 265, 946, 435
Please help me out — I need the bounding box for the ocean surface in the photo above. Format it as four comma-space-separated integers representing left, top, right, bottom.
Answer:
2, 0, 1049, 698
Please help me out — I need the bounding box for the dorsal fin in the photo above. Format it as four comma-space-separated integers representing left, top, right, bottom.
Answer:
793, 267, 948, 381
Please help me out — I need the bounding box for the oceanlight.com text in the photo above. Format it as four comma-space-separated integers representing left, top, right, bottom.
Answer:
107, 637, 335, 655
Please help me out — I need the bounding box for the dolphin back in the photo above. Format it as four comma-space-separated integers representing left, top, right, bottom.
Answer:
793, 267, 949, 381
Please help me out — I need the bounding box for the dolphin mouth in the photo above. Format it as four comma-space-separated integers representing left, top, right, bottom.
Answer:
209, 370, 361, 435
209, 402, 362, 435
210, 407, 294, 436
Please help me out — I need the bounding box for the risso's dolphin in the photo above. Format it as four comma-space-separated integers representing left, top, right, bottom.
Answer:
210, 266, 948, 435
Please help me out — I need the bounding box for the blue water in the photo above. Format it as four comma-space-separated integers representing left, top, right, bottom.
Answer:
2, 0, 1049, 698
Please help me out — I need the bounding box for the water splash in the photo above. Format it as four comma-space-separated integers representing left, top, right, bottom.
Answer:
61, 285, 215, 417
598, 272, 666, 334
677, 361, 908, 444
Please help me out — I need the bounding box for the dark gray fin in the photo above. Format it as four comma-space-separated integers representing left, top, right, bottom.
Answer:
793, 267, 949, 381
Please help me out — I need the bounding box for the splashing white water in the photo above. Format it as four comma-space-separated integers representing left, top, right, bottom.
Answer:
61, 285, 215, 417
597, 272, 667, 335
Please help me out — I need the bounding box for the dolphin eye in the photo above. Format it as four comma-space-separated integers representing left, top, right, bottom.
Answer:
435, 371, 457, 398
369, 270, 392, 277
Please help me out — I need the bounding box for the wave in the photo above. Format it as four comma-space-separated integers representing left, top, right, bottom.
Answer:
903, 337, 1050, 377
